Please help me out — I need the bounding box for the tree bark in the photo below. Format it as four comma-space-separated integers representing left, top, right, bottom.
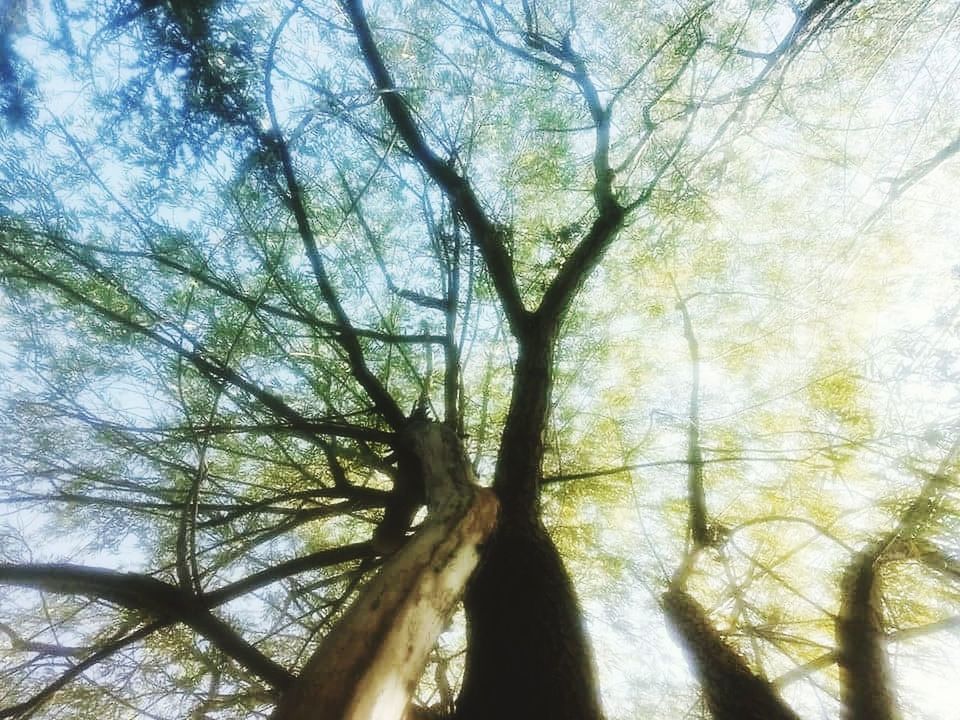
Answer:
272, 422, 498, 720
454, 332, 605, 720
662, 587, 802, 720
836, 550, 899, 720
454, 515, 604, 720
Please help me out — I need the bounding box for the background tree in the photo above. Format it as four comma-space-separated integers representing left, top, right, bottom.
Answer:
1, 0, 959, 719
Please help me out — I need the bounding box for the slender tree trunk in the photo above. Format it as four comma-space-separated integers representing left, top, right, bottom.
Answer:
454, 331, 605, 720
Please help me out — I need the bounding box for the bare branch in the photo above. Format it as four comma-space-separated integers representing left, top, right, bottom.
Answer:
206, 541, 374, 605
864, 131, 960, 230
263, 22, 406, 428
0, 564, 293, 690
0, 240, 372, 448
0, 622, 163, 720
674, 283, 711, 547
342, 0, 528, 335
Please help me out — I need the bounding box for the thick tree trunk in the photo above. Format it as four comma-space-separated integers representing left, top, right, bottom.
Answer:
272, 422, 497, 720
454, 332, 605, 720
454, 515, 604, 720
662, 587, 801, 720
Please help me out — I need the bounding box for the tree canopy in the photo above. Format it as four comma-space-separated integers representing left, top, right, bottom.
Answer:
1, 0, 959, 718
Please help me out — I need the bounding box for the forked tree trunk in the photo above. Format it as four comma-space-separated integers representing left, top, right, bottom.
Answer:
453, 335, 605, 720
272, 422, 498, 720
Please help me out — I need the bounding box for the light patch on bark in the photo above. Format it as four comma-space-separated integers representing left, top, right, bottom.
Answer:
272, 422, 498, 720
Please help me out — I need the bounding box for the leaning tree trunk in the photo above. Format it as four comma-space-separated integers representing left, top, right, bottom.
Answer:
272, 421, 498, 720
662, 587, 802, 720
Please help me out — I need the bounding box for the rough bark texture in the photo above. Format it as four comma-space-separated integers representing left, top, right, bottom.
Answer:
454, 515, 604, 720
836, 551, 899, 720
662, 587, 802, 720
272, 422, 498, 720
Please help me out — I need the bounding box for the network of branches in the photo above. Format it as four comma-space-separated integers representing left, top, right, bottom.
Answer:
0, 0, 959, 718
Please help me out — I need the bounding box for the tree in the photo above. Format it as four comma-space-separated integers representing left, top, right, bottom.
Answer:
1, 0, 959, 718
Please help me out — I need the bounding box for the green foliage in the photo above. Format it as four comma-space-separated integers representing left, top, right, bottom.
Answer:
1, 0, 960, 718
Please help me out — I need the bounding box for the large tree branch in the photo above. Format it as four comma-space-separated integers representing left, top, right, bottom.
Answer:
0, 538, 378, 713
836, 548, 897, 720
835, 444, 958, 720
272, 422, 498, 720
341, 0, 527, 335
0, 564, 292, 690
534, 203, 626, 328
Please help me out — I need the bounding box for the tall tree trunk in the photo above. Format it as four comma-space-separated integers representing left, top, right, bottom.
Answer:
454, 515, 604, 720
454, 333, 605, 720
